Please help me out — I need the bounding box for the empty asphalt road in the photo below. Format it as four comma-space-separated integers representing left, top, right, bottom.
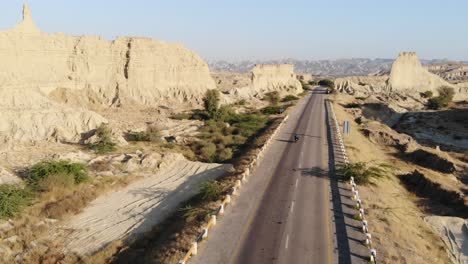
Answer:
193, 88, 336, 264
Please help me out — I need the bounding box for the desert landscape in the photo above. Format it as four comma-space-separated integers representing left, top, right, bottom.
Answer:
0, 2, 467, 264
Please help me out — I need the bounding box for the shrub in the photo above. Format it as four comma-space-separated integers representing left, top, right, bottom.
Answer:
28, 160, 88, 186
438, 86, 455, 101
0, 185, 33, 218
308, 80, 318, 85
36, 173, 75, 192
234, 99, 247, 106
261, 105, 286, 115
126, 131, 148, 141
421, 90, 433, 98
170, 112, 192, 120
199, 142, 217, 162
263, 91, 281, 105
318, 79, 335, 88
281, 95, 299, 102
203, 89, 220, 119
427, 96, 449, 110
89, 124, 116, 154
216, 148, 233, 162
336, 162, 386, 185
146, 125, 161, 142
198, 181, 222, 201
179, 205, 212, 221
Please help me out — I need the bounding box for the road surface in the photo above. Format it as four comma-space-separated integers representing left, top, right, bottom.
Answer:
193, 88, 338, 264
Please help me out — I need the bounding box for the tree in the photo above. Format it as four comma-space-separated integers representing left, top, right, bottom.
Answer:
438, 86, 455, 101
203, 89, 220, 119
427, 86, 455, 110
318, 79, 334, 88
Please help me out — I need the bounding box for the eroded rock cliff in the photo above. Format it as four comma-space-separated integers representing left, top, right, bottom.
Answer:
335, 52, 468, 100
0, 4, 215, 143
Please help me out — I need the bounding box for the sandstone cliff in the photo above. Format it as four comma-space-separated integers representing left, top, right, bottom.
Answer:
224, 64, 303, 99
0, 4, 216, 143
388, 52, 452, 92
335, 52, 468, 100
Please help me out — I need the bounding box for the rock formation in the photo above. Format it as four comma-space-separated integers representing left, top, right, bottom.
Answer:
223, 64, 303, 99
335, 52, 468, 100
388, 52, 452, 92
0, 4, 216, 143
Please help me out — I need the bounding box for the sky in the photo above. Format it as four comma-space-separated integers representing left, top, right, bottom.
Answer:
0, 0, 467, 61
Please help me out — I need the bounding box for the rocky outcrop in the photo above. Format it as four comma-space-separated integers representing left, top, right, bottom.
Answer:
388, 52, 453, 93
334, 52, 468, 100
425, 216, 468, 264
0, 4, 216, 143
226, 64, 303, 99
251, 64, 302, 94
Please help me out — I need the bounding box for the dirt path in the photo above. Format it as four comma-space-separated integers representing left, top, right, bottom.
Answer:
64, 159, 230, 255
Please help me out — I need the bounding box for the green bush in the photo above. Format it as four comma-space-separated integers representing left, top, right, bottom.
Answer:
179, 205, 213, 221
336, 162, 386, 185
261, 105, 286, 115
216, 148, 233, 162
203, 89, 220, 119
28, 160, 88, 186
428, 96, 449, 110
308, 80, 318, 85
170, 112, 192, 120
126, 131, 148, 141
281, 95, 299, 102
421, 90, 433, 98
88, 124, 116, 154
318, 79, 335, 88
263, 91, 280, 105
200, 142, 217, 162
438, 86, 455, 101
0, 185, 34, 218
198, 180, 222, 201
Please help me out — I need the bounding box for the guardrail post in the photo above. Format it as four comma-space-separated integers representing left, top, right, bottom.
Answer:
211, 215, 217, 226
370, 249, 377, 263
192, 242, 198, 255
219, 203, 225, 215
232, 186, 238, 195
225, 194, 231, 204
202, 228, 208, 239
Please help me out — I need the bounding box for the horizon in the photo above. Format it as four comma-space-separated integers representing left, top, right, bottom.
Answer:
1, 1, 467, 62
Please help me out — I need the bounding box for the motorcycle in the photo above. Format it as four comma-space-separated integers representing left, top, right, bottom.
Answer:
293, 134, 299, 142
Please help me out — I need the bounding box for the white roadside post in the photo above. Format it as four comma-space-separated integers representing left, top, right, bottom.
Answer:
192, 242, 198, 255
370, 249, 377, 263
202, 228, 208, 239
219, 203, 225, 215
211, 215, 217, 226
365, 233, 372, 246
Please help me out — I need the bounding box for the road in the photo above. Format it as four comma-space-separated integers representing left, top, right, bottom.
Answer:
193, 88, 337, 264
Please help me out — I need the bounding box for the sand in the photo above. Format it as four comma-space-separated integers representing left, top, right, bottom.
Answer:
65, 159, 230, 255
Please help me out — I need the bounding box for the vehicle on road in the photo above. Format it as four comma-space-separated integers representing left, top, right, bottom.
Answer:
294, 133, 300, 142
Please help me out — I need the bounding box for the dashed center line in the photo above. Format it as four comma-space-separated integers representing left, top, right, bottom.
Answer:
290, 201, 295, 213
295, 178, 299, 188
285, 234, 289, 249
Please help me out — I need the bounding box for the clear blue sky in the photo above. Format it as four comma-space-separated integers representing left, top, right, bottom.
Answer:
1, 0, 467, 61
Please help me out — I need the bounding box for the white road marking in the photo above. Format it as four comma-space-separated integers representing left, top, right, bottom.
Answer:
290, 201, 295, 213
285, 234, 289, 249
295, 178, 299, 188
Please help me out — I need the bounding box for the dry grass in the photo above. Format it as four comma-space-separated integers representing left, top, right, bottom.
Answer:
0, 174, 138, 263
332, 94, 450, 263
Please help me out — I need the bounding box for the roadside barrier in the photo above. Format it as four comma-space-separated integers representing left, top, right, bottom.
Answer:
327, 101, 378, 264
178, 114, 290, 264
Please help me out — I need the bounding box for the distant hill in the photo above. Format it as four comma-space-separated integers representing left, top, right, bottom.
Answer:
208, 58, 461, 77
